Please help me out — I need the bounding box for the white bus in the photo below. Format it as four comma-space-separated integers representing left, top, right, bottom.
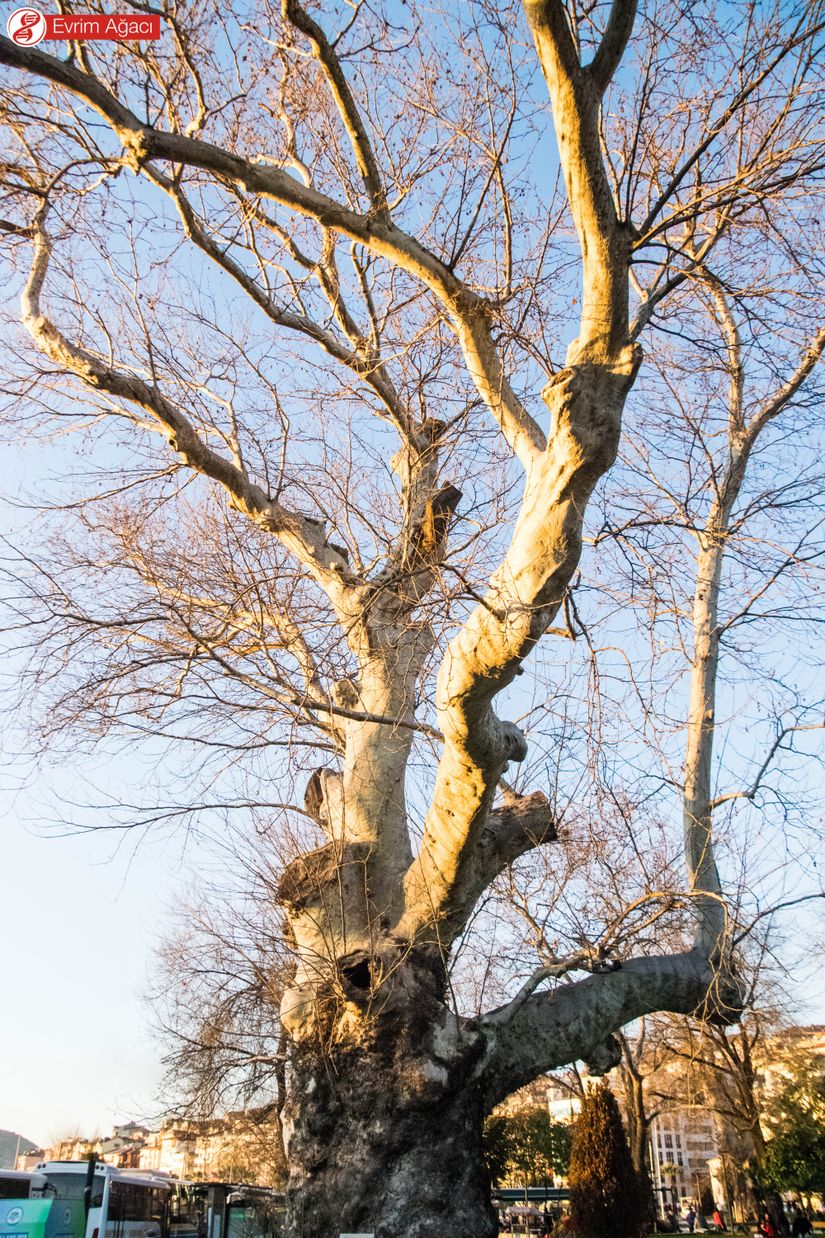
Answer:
0, 1162, 171, 1238
0, 1165, 281, 1238
0, 1170, 46, 1201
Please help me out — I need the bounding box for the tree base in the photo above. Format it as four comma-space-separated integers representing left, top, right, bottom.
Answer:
283, 1037, 498, 1238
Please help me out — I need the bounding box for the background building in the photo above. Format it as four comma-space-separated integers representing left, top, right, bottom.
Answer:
15, 1112, 284, 1186
648, 1108, 719, 1212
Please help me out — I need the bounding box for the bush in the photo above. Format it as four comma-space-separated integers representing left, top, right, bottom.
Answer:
568, 1081, 647, 1238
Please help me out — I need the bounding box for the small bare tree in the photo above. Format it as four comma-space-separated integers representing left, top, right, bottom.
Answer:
151, 833, 292, 1167
2, 3, 824, 1235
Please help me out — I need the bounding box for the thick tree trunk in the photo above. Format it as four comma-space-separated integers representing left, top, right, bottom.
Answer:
280, 954, 496, 1238
283, 1048, 496, 1238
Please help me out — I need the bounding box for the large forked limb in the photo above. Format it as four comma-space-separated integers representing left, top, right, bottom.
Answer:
524, 0, 637, 358
397, 0, 641, 944
478, 949, 734, 1111
398, 353, 638, 943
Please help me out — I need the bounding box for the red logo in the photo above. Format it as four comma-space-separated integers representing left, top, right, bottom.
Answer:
6, 6, 161, 42
7, 7, 46, 43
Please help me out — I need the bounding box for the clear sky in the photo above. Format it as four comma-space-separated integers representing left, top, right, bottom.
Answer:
1, 802, 193, 1147
0, 365, 182, 1145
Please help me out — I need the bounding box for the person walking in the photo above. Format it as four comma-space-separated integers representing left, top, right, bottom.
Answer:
686, 1207, 696, 1233
712, 1206, 728, 1232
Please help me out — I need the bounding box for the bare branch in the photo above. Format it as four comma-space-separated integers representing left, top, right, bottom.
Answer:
0, 34, 546, 469
20, 202, 359, 610
281, 0, 388, 215
587, 0, 639, 98
479, 949, 733, 1109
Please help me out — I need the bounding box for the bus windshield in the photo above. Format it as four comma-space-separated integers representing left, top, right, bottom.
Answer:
35, 1171, 103, 1207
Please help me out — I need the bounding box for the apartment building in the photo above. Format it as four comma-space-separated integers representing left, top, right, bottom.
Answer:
648, 1107, 720, 1210
16, 1114, 284, 1187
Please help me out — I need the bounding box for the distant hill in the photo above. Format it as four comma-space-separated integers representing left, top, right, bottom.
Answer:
0, 1130, 37, 1169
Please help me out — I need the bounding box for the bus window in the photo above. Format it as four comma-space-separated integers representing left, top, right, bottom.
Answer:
107, 1183, 167, 1236
0, 1182, 23, 1200
0, 1174, 30, 1200
42, 1175, 86, 1200
38, 1173, 104, 1208
168, 1185, 205, 1238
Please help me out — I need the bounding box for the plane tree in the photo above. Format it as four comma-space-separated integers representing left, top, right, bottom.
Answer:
1, 2, 824, 1235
